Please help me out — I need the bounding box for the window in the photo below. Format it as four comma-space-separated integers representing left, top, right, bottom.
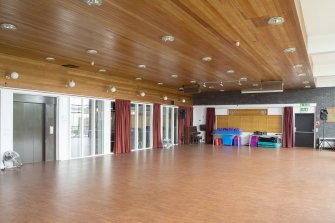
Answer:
70, 98, 104, 158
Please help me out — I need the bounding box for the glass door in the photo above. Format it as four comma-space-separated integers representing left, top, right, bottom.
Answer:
161, 106, 178, 145
70, 97, 105, 158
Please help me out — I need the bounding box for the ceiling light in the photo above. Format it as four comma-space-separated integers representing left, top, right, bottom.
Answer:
209, 86, 214, 89
220, 82, 223, 86
67, 80, 76, 88
171, 74, 178, 78
298, 73, 306, 77
135, 77, 142, 80
293, 64, 303, 69
268, 16, 285, 25
6, 71, 20, 80
240, 77, 247, 81
161, 35, 175, 42
284, 47, 296, 53
238, 81, 242, 86
220, 90, 225, 92
202, 83, 207, 88
99, 69, 106, 73
235, 41, 240, 47
305, 85, 311, 88
91, 61, 95, 66
139, 91, 145, 97
110, 86, 116, 93
45, 57, 55, 61
227, 70, 235, 74
84, 0, 103, 6
0, 23, 17, 30
181, 99, 186, 103
157, 82, 163, 85
190, 80, 197, 84
138, 64, 146, 69
87, 49, 98, 55
162, 96, 168, 101
252, 83, 259, 87
179, 87, 184, 91
302, 81, 310, 84
202, 56, 212, 62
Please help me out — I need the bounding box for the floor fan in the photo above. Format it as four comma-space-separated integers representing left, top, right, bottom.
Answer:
1, 151, 23, 171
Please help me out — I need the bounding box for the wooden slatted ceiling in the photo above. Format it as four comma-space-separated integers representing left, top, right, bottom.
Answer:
0, 0, 313, 96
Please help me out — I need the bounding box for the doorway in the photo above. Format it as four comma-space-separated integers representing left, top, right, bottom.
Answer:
13, 94, 56, 163
295, 113, 314, 147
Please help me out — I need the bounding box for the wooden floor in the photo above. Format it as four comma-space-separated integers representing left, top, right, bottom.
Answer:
1, 145, 335, 223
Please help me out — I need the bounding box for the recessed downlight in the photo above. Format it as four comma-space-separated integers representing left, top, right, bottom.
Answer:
0, 23, 17, 30
45, 57, 55, 61
227, 69, 235, 74
161, 35, 175, 42
284, 47, 296, 53
305, 85, 311, 88
293, 64, 303, 69
87, 49, 98, 55
157, 82, 163, 85
99, 69, 107, 73
171, 74, 178, 78
298, 73, 306, 77
138, 64, 146, 69
190, 80, 197, 84
202, 56, 212, 62
135, 77, 142, 81
268, 16, 285, 25
84, 0, 103, 6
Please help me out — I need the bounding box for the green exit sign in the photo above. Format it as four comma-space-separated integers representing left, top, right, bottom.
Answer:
300, 103, 310, 107
300, 107, 309, 112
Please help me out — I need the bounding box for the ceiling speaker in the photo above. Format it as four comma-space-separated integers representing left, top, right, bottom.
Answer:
320, 109, 328, 121
182, 84, 200, 94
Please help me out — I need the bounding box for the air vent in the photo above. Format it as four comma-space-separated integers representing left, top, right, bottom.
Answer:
182, 84, 200, 94
241, 81, 283, 94
62, 64, 79, 69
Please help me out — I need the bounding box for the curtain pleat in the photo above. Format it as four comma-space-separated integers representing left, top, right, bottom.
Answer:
114, 99, 131, 154
153, 103, 163, 149
282, 107, 294, 148
205, 108, 216, 144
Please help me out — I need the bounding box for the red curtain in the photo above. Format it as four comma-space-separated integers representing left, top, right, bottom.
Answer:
114, 99, 131, 154
153, 103, 163, 149
178, 106, 193, 144
282, 107, 294, 148
205, 108, 216, 144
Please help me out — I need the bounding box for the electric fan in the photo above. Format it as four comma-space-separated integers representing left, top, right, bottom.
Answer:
1, 151, 23, 171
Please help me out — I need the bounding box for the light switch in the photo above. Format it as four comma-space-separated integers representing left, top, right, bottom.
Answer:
50, 126, 54, 135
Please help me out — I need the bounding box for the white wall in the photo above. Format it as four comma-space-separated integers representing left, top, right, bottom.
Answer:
57, 96, 70, 160
193, 106, 206, 140
0, 89, 13, 169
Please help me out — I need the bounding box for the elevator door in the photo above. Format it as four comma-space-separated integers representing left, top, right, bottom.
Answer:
14, 102, 44, 163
